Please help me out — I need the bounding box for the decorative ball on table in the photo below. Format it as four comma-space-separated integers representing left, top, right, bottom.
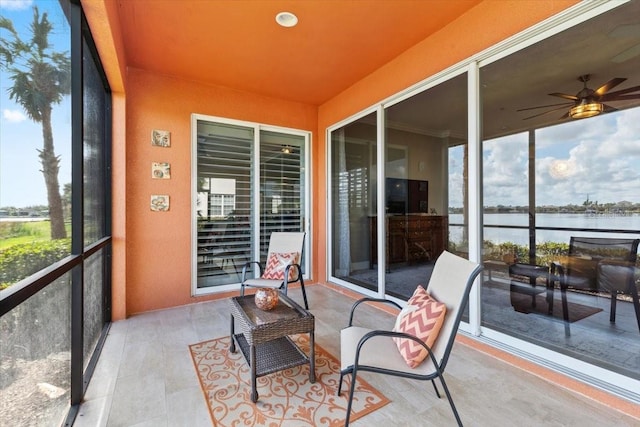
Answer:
254, 288, 279, 311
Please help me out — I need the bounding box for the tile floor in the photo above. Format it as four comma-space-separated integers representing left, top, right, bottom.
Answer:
74, 285, 639, 426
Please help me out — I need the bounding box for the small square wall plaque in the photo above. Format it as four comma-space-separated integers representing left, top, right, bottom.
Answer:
150, 195, 169, 212
152, 162, 171, 179
151, 129, 171, 147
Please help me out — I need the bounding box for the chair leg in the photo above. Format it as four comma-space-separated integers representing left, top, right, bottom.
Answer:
337, 370, 346, 396
431, 379, 441, 398
631, 289, 640, 333
560, 284, 571, 336
546, 282, 554, 315
610, 291, 617, 323
560, 285, 569, 323
438, 375, 463, 427
300, 276, 309, 310
345, 369, 358, 427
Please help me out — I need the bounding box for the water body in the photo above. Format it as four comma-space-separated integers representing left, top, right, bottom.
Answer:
449, 213, 640, 246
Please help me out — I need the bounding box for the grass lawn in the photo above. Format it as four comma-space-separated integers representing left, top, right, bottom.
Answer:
0, 220, 67, 250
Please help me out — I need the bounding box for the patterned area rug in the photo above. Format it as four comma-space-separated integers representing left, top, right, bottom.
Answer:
189, 334, 389, 426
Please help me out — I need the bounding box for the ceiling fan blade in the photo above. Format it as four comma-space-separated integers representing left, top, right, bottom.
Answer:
602, 104, 619, 113
522, 105, 569, 120
516, 102, 572, 112
559, 111, 570, 120
549, 92, 578, 101
601, 94, 640, 102
600, 85, 640, 100
594, 77, 626, 96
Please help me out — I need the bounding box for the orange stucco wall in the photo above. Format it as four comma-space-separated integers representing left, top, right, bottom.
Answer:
125, 70, 317, 315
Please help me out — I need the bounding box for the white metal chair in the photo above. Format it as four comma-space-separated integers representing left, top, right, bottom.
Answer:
240, 232, 308, 309
339, 251, 482, 426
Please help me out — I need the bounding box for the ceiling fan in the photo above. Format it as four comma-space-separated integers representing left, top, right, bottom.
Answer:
517, 74, 640, 120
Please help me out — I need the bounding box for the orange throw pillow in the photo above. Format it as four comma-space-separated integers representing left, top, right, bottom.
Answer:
407, 285, 431, 306
262, 252, 299, 281
393, 287, 447, 368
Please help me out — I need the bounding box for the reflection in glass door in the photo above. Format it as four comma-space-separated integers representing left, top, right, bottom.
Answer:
194, 120, 254, 289
330, 112, 379, 294
259, 130, 307, 264
329, 74, 468, 299
192, 117, 308, 293
382, 73, 468, 300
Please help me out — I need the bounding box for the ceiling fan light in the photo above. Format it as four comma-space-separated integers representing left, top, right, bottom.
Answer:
570, 102, 603, 119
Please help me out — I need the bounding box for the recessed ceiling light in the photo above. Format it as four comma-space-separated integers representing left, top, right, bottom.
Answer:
276, 12, 298, 28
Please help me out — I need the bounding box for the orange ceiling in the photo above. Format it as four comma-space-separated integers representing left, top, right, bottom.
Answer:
116, 0, 481, 105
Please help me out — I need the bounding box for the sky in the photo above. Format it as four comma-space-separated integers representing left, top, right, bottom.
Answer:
1, 0, 72, 208
448, 107, 640, 208
489, 109, 640, 207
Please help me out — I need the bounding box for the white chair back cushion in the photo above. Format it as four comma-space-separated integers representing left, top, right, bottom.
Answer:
267, 232, 305, 255
426, 251, 478, 363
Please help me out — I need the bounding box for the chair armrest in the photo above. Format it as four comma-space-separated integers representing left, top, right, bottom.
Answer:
353, 329, 439, 372
283, 263, 303, 285
348, 298, 402, 327
241, 261, 263, 282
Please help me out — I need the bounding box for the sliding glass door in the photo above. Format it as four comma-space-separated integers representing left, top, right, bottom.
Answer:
259, 130, 306, 254
329, 73, 468, 300
383, 74, 467, 300
478, 0, 640, 381
330, 112, 379, 294
192, 116, 309, 294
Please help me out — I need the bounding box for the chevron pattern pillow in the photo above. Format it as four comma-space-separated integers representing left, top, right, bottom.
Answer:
262, 252, 299, 281
392, 286, 447, 368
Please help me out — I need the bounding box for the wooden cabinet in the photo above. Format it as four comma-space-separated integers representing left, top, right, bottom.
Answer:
370, 215, 448, 268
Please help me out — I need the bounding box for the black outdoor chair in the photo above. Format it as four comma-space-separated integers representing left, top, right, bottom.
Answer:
552, 237, 639, 331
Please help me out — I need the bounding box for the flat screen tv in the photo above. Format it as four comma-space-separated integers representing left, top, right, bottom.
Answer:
386, 178, 428, 214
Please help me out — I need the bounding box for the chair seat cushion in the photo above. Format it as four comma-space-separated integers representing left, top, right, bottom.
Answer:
340, 326, 437, 376
392, 286, 447, 368
243, 278, 286, 288
262, 252, 299, 281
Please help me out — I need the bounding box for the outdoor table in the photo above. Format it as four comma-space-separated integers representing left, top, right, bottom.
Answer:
228, 292, 315, 402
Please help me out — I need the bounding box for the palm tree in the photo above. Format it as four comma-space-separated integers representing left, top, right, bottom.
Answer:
0, 7, 71, 239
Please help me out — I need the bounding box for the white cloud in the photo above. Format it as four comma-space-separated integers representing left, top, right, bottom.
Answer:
3, 109, 27, 123
0, 0, 32, 11
483, 133, 529, 206
482, 108, 640, 207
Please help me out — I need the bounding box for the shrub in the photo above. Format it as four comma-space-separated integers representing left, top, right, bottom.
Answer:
0, 239, 70, 289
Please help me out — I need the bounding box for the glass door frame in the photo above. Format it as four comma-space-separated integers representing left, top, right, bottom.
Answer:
326, 106, 388, 299
191, 114, 311, 296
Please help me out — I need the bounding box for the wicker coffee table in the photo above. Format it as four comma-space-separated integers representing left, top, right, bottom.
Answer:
229, 292, 315, 402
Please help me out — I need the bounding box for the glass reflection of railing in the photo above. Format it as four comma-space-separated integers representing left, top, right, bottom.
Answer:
449, 221, 640, 267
